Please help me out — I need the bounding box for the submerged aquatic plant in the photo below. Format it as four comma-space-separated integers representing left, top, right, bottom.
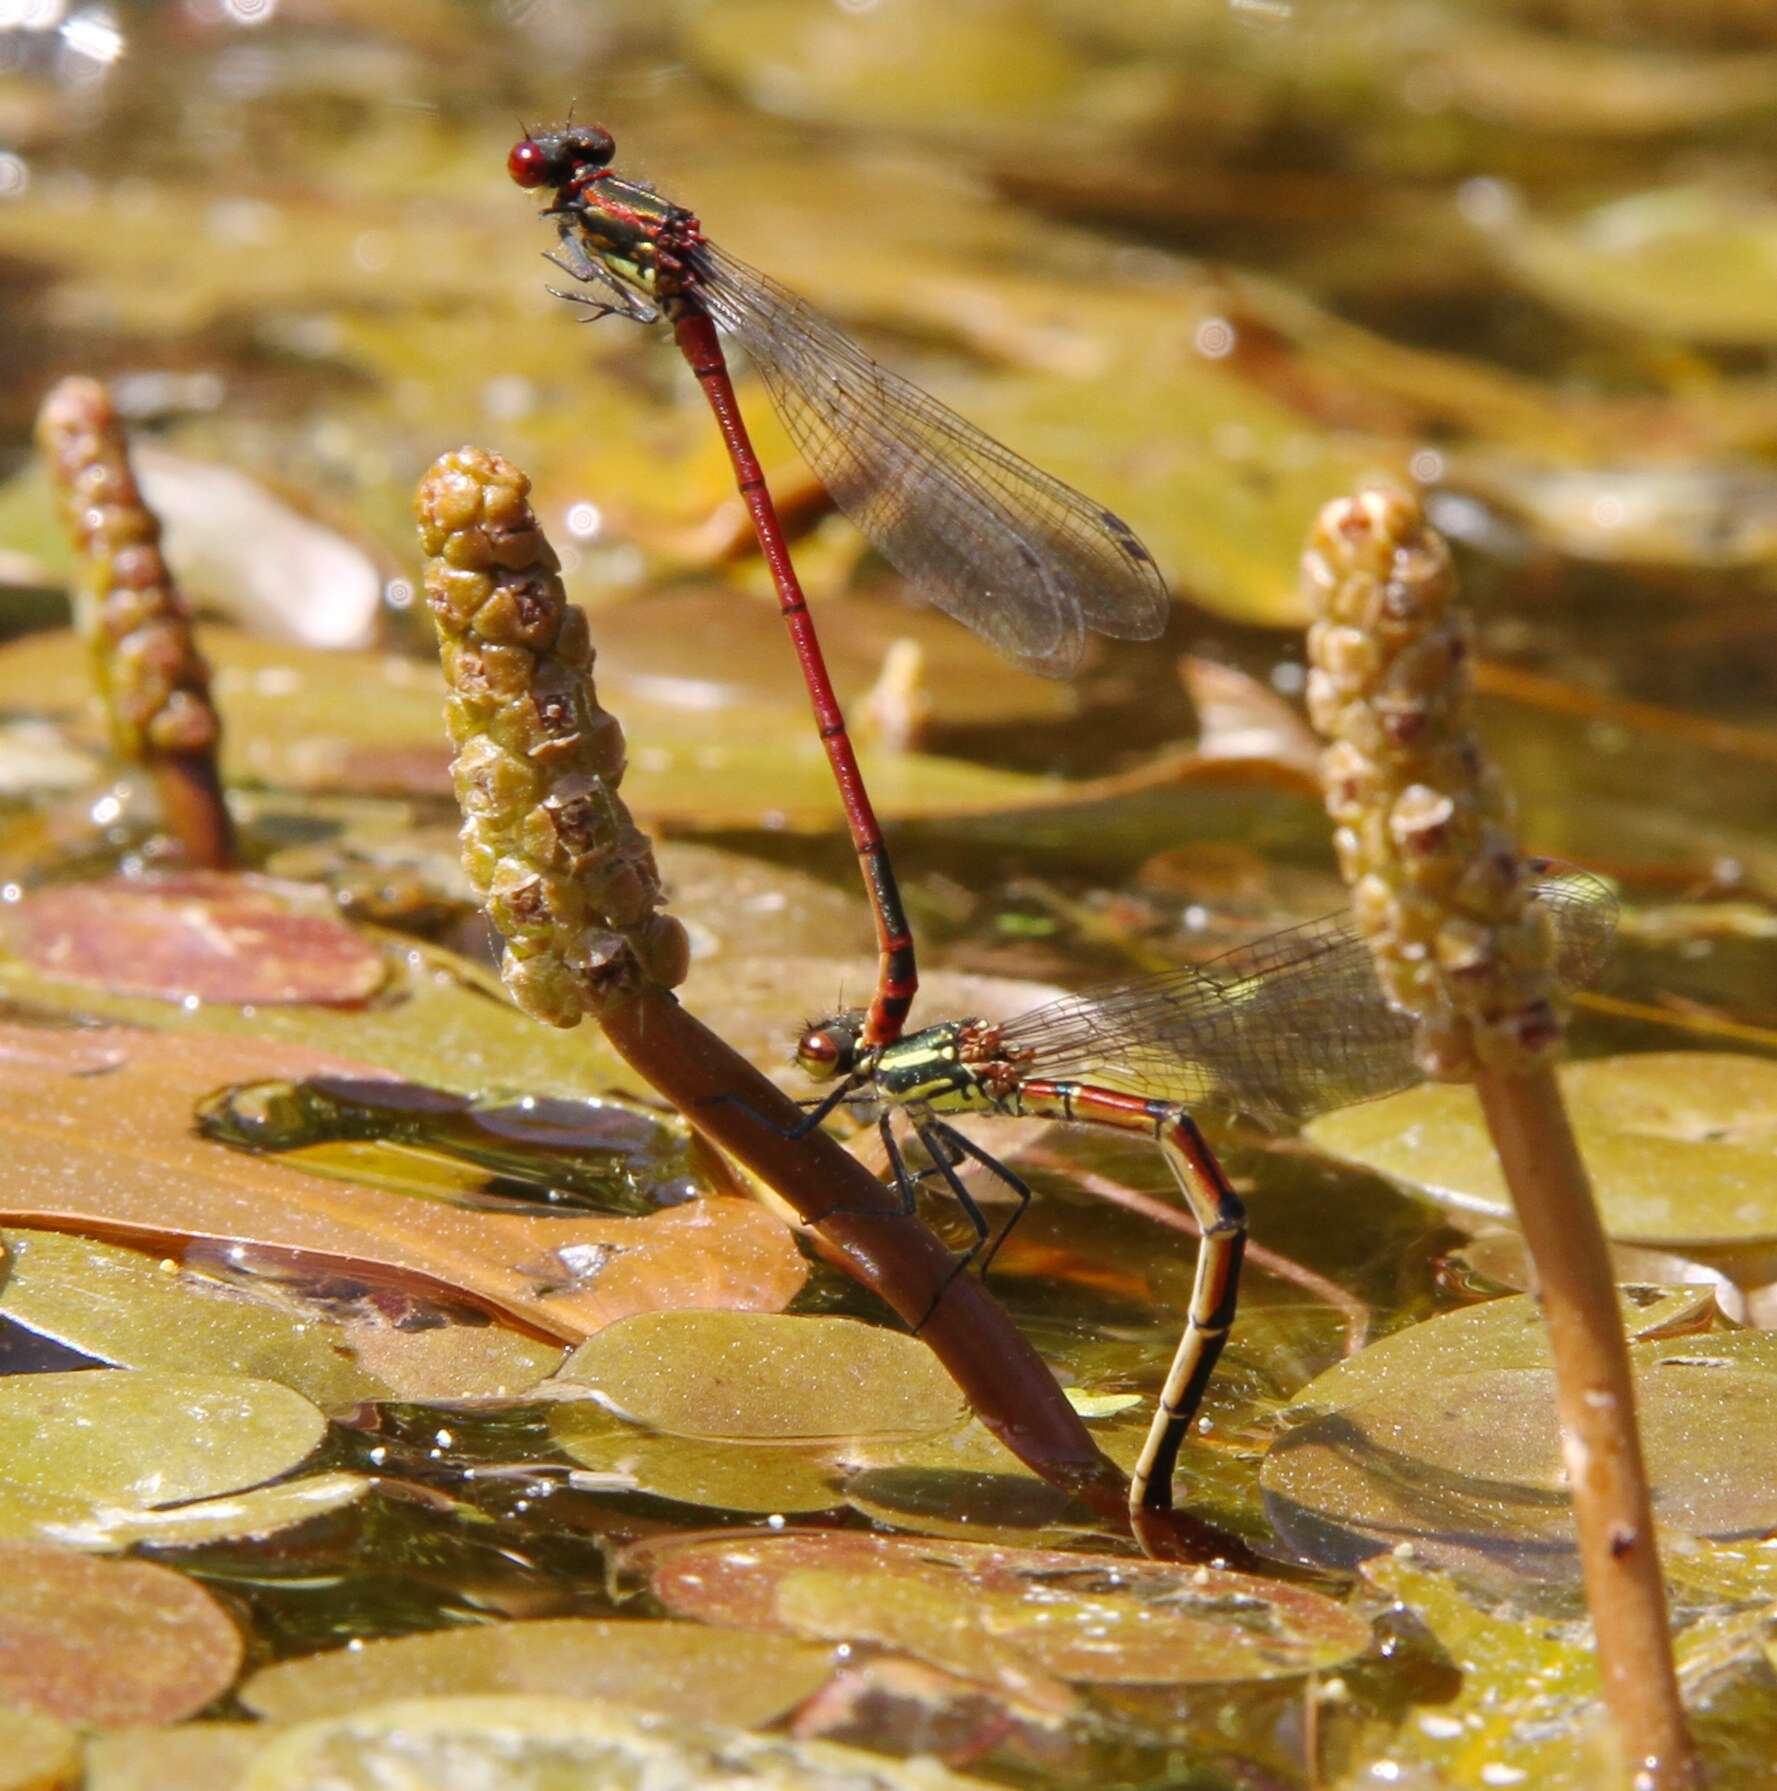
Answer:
1303, 485, 1698, 1790
35, 377, 234, 870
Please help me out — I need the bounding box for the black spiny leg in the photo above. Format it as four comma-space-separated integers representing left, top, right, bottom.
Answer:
693, 1076, 857, 1141
922, 1118, 1033, 1278
911, 1117, 999, 1275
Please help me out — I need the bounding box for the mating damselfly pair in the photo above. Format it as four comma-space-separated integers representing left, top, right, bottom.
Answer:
510, 124, 1619, 1519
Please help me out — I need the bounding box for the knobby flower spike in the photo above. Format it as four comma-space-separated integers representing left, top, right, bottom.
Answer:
418, 445, 690, 1025
1303, 485, 1698, 1791
416, 447, 1129, 1527
36, 378, 234, 870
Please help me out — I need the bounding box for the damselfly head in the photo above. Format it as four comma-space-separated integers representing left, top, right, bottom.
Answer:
508, 124, 617, 191
795, 1013, 866, 1083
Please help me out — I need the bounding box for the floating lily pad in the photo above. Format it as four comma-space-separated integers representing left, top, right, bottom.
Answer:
1265, 1329, 1777, 1577
340, 1319, 563, 1402
839, 1418, 1085, 1542
83, 1724, 273, 1791
0, 1229, 386, 1413
637, 1532, 1371, 1688
43, 1473, 368, 1554
0, 1369, 325, 1541
242, 1618, 835, 1729
555, 1312, 965, 1442
237, 1694, 1000, 1791
0, 1705, 77, 1791
0, 874, 387, 1007
1491, 185, 1777, 347
0, 1025, 805, 1346
0, 938, 640, 1104
1304, 1053, 1777, 1246
1286, 1285, 1719, 1419
548, 1402, 845, 1516
0, 1543, 243, 1727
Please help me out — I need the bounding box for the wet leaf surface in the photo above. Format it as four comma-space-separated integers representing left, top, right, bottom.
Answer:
0, 1543, 243, 1727
637, 1531, 1371, 1688
1265, 1318, 1777, 1579
241, 1618, 836, 1729
0, 1369, 325, 1541
237, 1694, 1000, 1791
555, 1312, 965, 1441
0, 874, 387, 1007
0, 1024, 806, 1343
1304, 1053, 1777, 1246
0, 1705, 77, 1791
0, 1227, 386, 1410
82, 1725, 271, 1791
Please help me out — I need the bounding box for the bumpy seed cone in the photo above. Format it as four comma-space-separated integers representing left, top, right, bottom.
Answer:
1302, 485, 1559, 1078
416, 446, 689, 1025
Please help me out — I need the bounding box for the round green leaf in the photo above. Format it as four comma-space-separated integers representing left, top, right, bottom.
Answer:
638, 1531, 1371, 1687
1304, 1053, 1777, 1246
548, 1403, 845, 1516
0, 1544, 242, 1728
242, 1618, 834, 1729
0, 1229, 386, 1414
555, 1312, 965, 1441
238, 1695, 999, 1791
0, 1371, 326, 1541
1265, 1332, 1777, 1578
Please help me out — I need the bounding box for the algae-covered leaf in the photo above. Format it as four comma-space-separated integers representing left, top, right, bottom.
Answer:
339, 1318, 564, 1402
554, 1312, 965, 1442
0, 875, 386, 1007
0, 1369, 325, 1541
1286, 1285, 1719, 1420
0, 938, 641, 1104
1265, 1334, 1777, 1577
1354, 1555, 1618, 1787
0, 1543, 243, 1727
0, 1024, 805, 1345
638, 1531, 1371, 1687
1489, 185, 1777, 347
1304, 1053, 1777, 1246
0, 1229, 387, 1412
1355, 1556, 1769, 1788
83, 1724, 272, 1791
548, 1403, 846, 1516
0, 1705, 77, 1791
45, 1473, 370, 1554
241, 1618, 835, 1730
238, 1694, 1001, 1791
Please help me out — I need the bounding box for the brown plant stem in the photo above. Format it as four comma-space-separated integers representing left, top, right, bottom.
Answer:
1302, 484, 1696, 1788
596, 982, 1129, 1520
416, 446, 1136, 1527
1476, 1064, 1695, 1790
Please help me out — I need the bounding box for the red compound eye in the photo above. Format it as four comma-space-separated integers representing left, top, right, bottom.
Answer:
507, 138, 552, 188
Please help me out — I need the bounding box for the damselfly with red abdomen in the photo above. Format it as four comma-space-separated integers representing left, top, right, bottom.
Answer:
788, 862, 1617, 1518
509, 123, 1169, 1047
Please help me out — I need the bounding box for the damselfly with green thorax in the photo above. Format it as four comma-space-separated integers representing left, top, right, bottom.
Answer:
789, 863, 1617, 1514
509, 123, 1169, 1050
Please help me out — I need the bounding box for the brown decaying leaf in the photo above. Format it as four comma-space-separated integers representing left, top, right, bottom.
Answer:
0, 874, 387, 1007
0, 1023, 806, 1344
632, 1530, 1370, 1691
0, 1542, 243, 1728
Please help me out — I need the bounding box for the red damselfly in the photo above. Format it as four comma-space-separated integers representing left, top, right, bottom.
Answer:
787, 863, 1617, 1516
509, 123, 1169, 1046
